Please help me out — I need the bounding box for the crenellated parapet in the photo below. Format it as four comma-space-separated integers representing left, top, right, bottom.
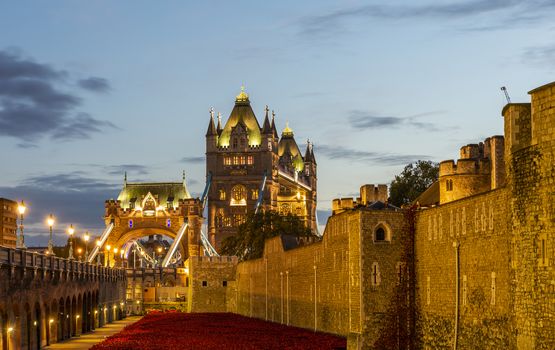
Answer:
332, 184, 393, 214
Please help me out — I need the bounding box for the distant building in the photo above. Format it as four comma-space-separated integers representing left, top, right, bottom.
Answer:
0, 197, 17, 248
205, 88, 317, 250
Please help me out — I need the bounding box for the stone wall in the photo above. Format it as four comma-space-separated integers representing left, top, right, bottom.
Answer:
187, 255, 237, 313
414, 188, 513, 349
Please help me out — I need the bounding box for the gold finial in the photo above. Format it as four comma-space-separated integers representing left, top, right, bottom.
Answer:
283, 121, 293, 136
235, 85, 249, 102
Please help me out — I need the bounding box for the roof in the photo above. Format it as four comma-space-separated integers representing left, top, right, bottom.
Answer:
117, 182, 191, 209
278, 124, 304, 171
218, 88, 262, 147
365, 201, 400, 210
413, 180, 439, 207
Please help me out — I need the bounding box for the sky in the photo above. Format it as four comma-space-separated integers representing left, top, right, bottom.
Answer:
0, 1, 554, 246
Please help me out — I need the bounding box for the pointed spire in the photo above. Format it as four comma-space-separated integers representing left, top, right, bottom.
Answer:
124, 171, 127, 187
206, 107, 217, 136
271, 110, 278, 138
304, 139, 314, 162
262, 105, 272, 134
182, 170, 187, 186
216, 112, 223, 134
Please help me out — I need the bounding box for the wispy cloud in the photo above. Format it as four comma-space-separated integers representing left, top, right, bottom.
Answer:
0, 48, 115, 143
522, 44, 555, 68
349, 110, 444, 131
78, 76, 111, 93
181, 156, 205, 164
318, 144, 430, 166
104, 164, 149, 176
299, 0, 552, 36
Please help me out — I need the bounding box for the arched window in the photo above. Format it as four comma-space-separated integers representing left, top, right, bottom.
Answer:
374, 223, 391, 243
230, 185, 247, 206
219, 189, 226, 200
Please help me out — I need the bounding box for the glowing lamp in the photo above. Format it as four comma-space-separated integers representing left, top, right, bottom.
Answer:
18, 201, 26, 215
113, 247, 118, 254
7, 327, 13, 333
68, 224, 75, 236
47, 214, 55, 227
84, 232, 90, 242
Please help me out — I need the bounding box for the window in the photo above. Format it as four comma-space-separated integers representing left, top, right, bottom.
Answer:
202, 281, 207, 287
233, 138, 238, 148
251, 189, 259, 200
374, 223, 391, 242
223, 281, 228, 287
166, 219, 171, 228
280, 203, 291, 215
129, 199, 136, 209
233, 214, 245, 226
219, 189, 226, 200
445, 179, 453, 191
491, 272, 496, 305
247, 155, 254, 165
128, 220, 133, 228
233, 156, 239, 165
231, 185, 247, 206
371, 262, 380, 286
462, 275, 467, 307
224, 157, 232, 166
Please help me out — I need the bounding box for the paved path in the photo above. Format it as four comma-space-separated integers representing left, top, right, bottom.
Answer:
45, 316, 142, 350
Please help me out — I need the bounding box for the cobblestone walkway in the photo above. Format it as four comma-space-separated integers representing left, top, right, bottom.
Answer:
44, 316, 142, 350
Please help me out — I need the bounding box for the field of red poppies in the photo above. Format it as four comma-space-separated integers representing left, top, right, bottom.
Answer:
91, 312, 346, 350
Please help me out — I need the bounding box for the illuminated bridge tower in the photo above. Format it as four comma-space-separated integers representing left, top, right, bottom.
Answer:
205, 88, 317, 251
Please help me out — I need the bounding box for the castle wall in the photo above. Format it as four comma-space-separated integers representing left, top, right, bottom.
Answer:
415, 188, 514, 349
505, 82, 555, 349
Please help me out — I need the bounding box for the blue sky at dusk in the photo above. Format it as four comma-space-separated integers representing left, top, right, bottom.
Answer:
0, 1, 554, 245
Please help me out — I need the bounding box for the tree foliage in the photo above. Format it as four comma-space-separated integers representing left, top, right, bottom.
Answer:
220, 211, 314, 261
389, 160, 439, 207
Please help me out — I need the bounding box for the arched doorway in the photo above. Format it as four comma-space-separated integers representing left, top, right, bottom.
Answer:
33, 302, 41, 349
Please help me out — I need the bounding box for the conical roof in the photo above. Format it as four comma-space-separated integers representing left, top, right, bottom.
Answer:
278, 123, 304, 171
218, 87, 262, 147
206, 114, 216, 136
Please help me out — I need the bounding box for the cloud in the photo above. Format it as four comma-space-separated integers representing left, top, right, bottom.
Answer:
349, 110, 443, 131
522, 44, 555, 68
181, 156, 205, 163
78, 76, 111, 93
104, 164, 149, 176
298, 0, 552, 36
0, 49, 115, 142
317, 144, 430, 166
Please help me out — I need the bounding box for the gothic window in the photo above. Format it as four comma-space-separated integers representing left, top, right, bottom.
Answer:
374, 223, 391, 242
232, 138, 238, 149
280, 203, 291, 215
219, 189, 226, 201
142, 193, 157, 216
223, 217, 231, 227
251, 189, 259, 200
247, 155, 254, 165
223, 157, 232, 166
231, 185, 247, 206
233, 156, 239, 165
445, 179, 453, 191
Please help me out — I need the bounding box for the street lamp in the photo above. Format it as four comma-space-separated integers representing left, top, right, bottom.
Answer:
17, 200, 27, 249
157, 247, 163, 266
113, 247, 118, 267
67, 224, 75, 260
105, 245, 111, 267
96, 240, 102, 265
47, 214, 55, 255
84, 231, 90, 261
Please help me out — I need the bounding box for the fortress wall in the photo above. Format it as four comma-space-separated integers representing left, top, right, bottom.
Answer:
415, 188, 514, 349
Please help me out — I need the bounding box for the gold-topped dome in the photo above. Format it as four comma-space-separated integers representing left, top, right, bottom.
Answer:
235, 85, 249, 102
282, 121, 293, 136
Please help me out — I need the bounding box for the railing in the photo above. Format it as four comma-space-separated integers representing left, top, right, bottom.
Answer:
0, 245, 126, 279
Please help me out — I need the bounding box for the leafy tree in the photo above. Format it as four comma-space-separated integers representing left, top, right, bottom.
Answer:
389, 160, 439, 207
220, 211, 314, 261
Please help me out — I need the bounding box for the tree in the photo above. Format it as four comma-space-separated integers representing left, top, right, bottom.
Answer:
389, 160, 439, 207
220, 211, 314, 261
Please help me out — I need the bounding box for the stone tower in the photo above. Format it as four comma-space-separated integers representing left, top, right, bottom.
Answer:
503, 82, 555, 349
205, 88, 317, 251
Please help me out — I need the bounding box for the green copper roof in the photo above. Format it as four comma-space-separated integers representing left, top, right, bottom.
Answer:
117, 182, 191, 209
217, 89, 262, 147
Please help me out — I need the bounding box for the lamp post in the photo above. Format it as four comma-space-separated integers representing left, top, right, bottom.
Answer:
47, 214, 55, 255
17, 200, 27, 249
157, 247, 163, 267
113, 247, 119, 267
105, 245, 111, 267
84, 231, 90, 261
96, 240, 101, 265
67, 225, 75, 260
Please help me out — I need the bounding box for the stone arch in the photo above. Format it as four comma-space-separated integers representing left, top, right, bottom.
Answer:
33, 301, 42, 350
0, 306, 7, 350
22, 303, 31, 350
9, 304, 19, 350
373, 221, 392, 242
49, 299, 58, 345
77, 293, 84, 335
71, 295, 78, 337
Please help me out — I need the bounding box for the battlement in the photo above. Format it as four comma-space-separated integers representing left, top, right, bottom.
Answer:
439, 158, 491, 177
332, 184, 389, 214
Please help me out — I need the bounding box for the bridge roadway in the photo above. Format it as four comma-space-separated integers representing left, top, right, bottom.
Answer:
0, 246, 127, 350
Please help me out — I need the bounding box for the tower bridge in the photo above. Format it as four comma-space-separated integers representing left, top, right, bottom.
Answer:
0, 246, 126, 350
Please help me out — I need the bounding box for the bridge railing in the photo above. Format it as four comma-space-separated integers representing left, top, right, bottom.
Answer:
0, 245, 126, 280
